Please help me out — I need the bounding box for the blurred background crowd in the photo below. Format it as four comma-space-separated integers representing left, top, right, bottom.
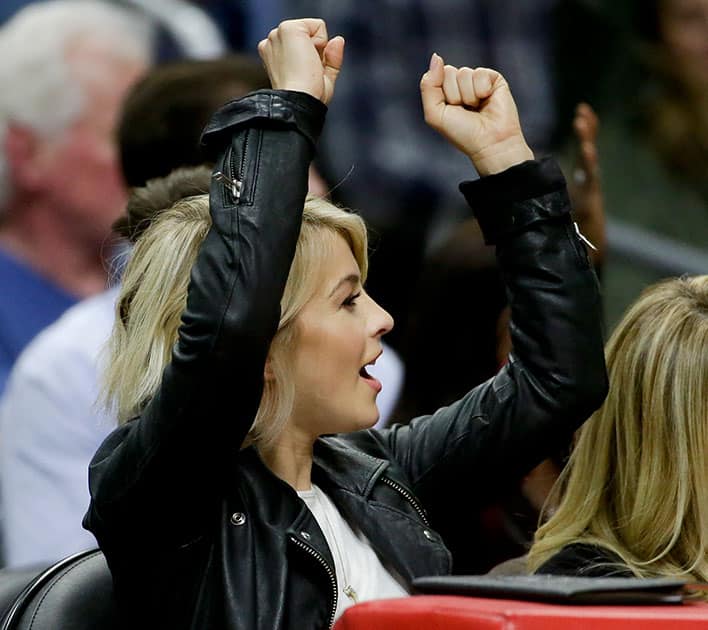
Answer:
0, 0, 705, 576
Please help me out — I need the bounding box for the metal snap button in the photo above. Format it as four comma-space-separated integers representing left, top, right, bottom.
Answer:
301, 531, 311, 541
230, 512, 246, 526
423, 529, 435, 541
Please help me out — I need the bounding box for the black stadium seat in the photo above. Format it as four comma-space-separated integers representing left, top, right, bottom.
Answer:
0, 549, 117, 630
0, 564, 47, 622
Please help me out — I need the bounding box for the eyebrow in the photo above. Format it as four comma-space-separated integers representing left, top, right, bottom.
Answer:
328, 273, 360, 298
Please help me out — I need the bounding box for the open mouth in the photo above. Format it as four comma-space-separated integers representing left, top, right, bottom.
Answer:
359, 353, 383, 393
359, 366, 372, 379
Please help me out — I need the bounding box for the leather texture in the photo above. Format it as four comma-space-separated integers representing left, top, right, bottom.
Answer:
536, 543, 634, 578
0, 565, 46, 623
0, 550, 115, 630
84, 90, 608, 630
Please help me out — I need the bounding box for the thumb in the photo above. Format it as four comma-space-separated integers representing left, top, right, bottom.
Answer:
323, 36, 345, 86
420, 53, 445, 128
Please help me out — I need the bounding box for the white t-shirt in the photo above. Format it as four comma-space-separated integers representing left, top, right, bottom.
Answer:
297, 484, 409, 621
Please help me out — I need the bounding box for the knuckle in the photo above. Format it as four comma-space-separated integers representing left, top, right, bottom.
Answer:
277, 22, 293, 35
279, 20, 301, 33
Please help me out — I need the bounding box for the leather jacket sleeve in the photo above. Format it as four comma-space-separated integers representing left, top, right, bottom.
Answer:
377, 158, 609, 511
84, 90, 326, 544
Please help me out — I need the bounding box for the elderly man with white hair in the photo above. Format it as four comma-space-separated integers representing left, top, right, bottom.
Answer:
0, 0, 151, 395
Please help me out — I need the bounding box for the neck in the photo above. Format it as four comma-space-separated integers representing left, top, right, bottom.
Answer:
0, 200, 110, 298
261, 428, 316, 492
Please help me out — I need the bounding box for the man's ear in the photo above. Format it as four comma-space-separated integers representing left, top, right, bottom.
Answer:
264, 356, 275, 382
4, 124, 46, 193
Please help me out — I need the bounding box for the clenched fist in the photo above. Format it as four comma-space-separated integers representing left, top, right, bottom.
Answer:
258, 19, 344, 106
420, 53, 534, 175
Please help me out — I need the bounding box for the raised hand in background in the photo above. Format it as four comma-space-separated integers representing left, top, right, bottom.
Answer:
568, 103, 606, 267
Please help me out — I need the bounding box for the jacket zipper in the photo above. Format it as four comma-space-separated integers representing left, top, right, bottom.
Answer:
212, 137, 245, 203
380, 476, 430, 526
230, 129, 250, 202
289, 534, 338, 628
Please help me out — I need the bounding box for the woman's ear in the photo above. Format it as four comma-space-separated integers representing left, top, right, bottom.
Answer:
264, 356, 275, 382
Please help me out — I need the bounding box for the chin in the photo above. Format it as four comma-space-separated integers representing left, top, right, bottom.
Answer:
358, 408, 381, 431
341, 410, 380, 434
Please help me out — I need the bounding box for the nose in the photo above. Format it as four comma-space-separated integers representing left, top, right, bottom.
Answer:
368, 294, 394, 337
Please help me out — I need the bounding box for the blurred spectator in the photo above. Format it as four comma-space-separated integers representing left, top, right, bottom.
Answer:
117, 0, 228, 60
0, 0, 151, 394
283, 0, 562, 348
565, 0, 708, 327
0, 53, 402, 567
117, 57, 269, 185
115, 0, 286, 60
0, 56, 270, 568
0, 1, 229, 62
0, 1, 35, 24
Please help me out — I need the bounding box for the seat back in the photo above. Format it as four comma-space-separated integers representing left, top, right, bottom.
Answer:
0, 565, 47, 622
0, 549, 117, 630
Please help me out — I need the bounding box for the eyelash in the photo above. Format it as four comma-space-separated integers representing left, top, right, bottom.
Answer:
342, 292, 361, 308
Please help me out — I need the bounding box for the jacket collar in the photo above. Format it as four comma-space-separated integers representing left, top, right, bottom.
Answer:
312, 436, 388, 497
237, 436, 388, 500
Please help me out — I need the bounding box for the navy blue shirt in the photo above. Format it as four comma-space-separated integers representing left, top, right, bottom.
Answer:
0, 248, 77, 395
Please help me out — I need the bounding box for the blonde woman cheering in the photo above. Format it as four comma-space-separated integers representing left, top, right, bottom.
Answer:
84, 18, 607, 630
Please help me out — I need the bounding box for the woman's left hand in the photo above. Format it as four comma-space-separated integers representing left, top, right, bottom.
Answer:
420, 53, 533, 175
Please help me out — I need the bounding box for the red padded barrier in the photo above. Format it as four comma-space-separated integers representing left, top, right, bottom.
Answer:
334, 595, 708, 629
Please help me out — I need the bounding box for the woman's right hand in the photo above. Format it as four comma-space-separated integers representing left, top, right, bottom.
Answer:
258, 19, 344, 106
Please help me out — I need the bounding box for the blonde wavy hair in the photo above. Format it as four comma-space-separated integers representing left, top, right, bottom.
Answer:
103, 167, 368, 452
528, 275, 708, 580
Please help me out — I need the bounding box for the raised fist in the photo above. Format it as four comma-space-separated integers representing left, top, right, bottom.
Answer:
258, 19, 344, 106
420, 54, 533, 175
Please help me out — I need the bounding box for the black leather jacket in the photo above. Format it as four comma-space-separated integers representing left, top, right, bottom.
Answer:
84, 90, 608, 630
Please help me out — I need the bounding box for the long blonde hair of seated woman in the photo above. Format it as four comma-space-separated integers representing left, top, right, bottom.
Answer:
528, 275, 708, 581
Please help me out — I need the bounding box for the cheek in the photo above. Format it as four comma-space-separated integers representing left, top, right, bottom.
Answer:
70, 132, 119, 175
38, 135, 126, 233
60, 135, 124, 198
44, 131, 119, 191
296, 323, 365, 388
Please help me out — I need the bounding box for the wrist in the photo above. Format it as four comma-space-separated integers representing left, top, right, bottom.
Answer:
277, 83, 322, 101
468, 137, 534, 176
